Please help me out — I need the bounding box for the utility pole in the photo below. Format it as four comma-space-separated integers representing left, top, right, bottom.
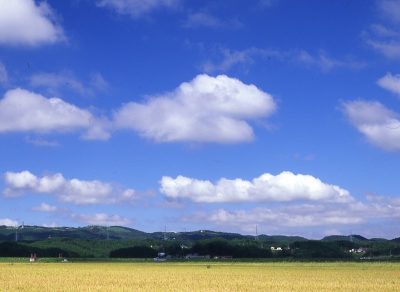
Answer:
15, 221, 23, 242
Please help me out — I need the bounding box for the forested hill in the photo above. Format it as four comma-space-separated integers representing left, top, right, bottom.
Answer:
0, 225, 396, 242
0, 225, 306, 242
1, 225, 399, 259
0, 225, 148, 241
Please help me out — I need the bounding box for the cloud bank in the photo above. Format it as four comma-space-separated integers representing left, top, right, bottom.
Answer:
4, 171, 136, 205
186, 195, 400, 234
160, 171, 351, 203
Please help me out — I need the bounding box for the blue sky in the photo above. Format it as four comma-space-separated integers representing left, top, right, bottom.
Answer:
1, 0, 400, 239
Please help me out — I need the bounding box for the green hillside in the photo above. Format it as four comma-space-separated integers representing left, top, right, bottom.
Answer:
1, 225, 399, 260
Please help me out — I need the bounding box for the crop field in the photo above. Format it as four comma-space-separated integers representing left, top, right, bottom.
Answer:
0, 262, 399, 291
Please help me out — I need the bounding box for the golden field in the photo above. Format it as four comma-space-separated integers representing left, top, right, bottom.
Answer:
0, 262, 399, 291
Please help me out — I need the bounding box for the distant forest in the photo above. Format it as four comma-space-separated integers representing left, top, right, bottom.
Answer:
0, 225, 399, 260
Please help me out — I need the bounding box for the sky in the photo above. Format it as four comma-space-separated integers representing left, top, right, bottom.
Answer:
0, 0, 400, 239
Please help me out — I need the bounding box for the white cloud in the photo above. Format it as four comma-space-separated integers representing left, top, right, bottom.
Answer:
343, 100, 400, 151
160, 171, 351, 203
114, 74, 276, 143
96, 0, 180, 17
4, 170, 136, 205
0, 88, 91, 132
206, 206, 364, 228
0, 218, 18, 226
367, 39, 400, 59
32, 202, 57, 212
72, 213, 131, 226
0, 0, 65, 46
81, 117, 112, 141
0, 88, 110, 140
0, 62, 8, 85
378, 73, 400, 96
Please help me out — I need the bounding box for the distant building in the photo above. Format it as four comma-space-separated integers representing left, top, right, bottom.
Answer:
29, 253, 37, 262
270, 246, 283, 252
349, 248, 367, 254
154, 252, 168, 262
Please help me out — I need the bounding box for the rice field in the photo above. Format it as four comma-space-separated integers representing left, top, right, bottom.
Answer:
0, 262, 399, 291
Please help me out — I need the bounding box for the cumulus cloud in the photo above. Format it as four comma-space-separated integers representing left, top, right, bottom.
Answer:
343, 100, 400, 151
72, 213, 131, 226
0, 218, 18, 226
0, 88, 110, 140
32, 202, 58, 212
378, 73, 400, 96
0, 76, 274, 143
114, 74, 276, 143
0, 0, 65, 46
96, 0, 180, 17
4, 170, 136, 205
160, 171, 351, 203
